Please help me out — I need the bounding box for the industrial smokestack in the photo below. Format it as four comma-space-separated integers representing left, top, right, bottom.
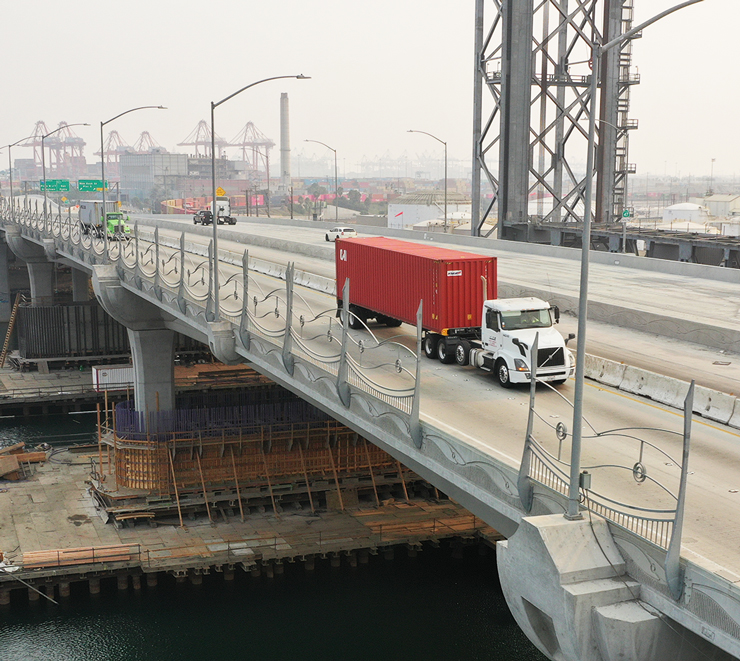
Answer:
280, 93, 291, 192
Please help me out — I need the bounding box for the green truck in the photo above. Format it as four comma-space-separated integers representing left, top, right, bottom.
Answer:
78, 201, 131, 240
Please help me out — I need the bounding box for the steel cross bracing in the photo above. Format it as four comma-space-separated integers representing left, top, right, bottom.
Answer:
472, 0, 639, 239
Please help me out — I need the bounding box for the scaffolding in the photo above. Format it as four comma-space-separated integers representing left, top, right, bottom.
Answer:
472, 0, 639, 239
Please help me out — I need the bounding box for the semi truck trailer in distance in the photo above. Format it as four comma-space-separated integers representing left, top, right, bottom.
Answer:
78, 201, 130, 239
336, 237, 574, 387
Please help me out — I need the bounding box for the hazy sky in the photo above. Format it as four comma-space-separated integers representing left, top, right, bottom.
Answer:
3, 0, 737, 180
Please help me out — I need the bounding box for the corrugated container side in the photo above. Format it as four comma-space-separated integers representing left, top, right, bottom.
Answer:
336, 237, 496, 333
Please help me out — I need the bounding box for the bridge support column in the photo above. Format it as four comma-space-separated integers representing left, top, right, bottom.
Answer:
26, 260, 54, 306
128, 328, 175, 413
92, 265, 178, 413
0, 240, 11, 322
71, 268, 90, 302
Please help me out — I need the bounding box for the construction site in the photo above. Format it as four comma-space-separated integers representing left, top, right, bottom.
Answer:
0, 360, 499, 607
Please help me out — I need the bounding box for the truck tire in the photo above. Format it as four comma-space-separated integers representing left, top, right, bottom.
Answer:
437, 339, 455, 364
495, 359, 513, 388
423, 334, 439, 359
385, 318, 402, 328
348, 306, 365, 330
455, 341, 470, 366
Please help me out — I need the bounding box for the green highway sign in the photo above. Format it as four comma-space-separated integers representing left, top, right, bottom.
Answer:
78, 179, 108, 192
622, 209, 631, 218
40, 179, 70, 192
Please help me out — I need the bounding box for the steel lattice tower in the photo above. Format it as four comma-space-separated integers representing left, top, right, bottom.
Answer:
471, 0, 639, 239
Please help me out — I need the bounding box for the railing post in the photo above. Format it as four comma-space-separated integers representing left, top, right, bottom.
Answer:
177, 232, 187, 313
518, 333, 539, 512
336, 277, 351, 408
205, 239, 216, 322
665, 380, 694, 601
410, 300, 423, 448
153, 227, 162, 300
281, 262, 295, 376
239, 249, 250, 350
134, 221, 141, 276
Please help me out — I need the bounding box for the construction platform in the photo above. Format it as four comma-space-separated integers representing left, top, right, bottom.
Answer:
0, 447, 500, 605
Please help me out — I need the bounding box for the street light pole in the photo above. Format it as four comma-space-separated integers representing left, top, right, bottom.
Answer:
304, 140, 338, 222
41, 123, 89, 229
408, 130, 447, 231
209, 75, 310, 321
566, 0, 704, 520
100, 106, 166, 249
4, 136, 32, 224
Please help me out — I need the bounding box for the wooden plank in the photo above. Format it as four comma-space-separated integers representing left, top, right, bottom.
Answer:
0, 442, 25, 456
0, 455, 20, 477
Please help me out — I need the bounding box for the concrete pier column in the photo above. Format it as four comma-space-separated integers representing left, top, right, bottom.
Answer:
131, 575, 142, 591
223, 568, 235, 582
175, 574, 187, 584
128, 328, 175, 414
0, 589, 10, 606
28, 586, 41, 602
117, 574, 129, 591
347, 552, 357, 568
146, 573, 158, 588
0, 240, 11, 323
71, 267, 90, 302
92, 265, 181, 414
89, 578, 101, 595
383, 547, 394, 562
407, 546, 418, 559
274, 561, 284, 576
330, 553, 341, 569
358, 550, 370, 565
58, 582, 71, 598
26, 261, 54, 306
304, 555, 315, 571
264, 562, 274, 579
190, 571, 202, 586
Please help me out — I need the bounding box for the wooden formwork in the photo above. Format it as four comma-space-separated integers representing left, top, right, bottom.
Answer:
107, 420, 402, 498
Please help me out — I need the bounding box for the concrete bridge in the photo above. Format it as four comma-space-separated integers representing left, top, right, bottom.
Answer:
2, 200, 739, 661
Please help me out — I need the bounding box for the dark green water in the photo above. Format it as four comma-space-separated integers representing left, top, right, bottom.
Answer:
0, 415, 546, 661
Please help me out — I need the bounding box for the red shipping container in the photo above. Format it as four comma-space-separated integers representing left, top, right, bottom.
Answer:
336, 237, 497, 334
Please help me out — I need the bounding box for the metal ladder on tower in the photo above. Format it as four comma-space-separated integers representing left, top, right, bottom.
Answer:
0, 293, 24, 368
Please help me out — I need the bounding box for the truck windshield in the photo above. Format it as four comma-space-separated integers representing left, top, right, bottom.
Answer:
500, 308, 552, 330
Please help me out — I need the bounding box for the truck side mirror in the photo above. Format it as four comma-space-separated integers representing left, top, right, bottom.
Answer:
552, 306, 560, 323
565, 332, 575, 346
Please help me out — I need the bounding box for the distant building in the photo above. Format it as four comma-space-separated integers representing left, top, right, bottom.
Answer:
662, 203, 709, 224
387, 191, 471, 230
120, 152, 188, 198
701, 195, 740, 218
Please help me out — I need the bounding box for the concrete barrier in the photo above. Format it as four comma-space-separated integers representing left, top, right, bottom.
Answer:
619, 365, 689, 410
586, 355, 740, 430
693, 385, 736, 426
584, 355, 626, 388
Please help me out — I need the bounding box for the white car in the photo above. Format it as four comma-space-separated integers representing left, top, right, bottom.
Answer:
325, 227, 357, 242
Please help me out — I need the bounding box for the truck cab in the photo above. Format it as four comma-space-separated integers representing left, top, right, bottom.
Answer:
475, 297, 574, 387
105, 212, 131, 240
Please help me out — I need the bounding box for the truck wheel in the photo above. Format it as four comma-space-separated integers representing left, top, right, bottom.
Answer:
348, 306, 365, 330
385, 318, 402, 328
495, 359, 513, 388
552, 379, 567, 386
437, 339, 455, 364
423, 334, 439, 359
455, 341, 470, 366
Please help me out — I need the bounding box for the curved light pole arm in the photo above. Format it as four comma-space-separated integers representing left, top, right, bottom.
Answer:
408, 130, 448, 231
304, 139, 338, 221
41, 123, 89, 225
566, 0, 705, 520
211, 75, 310, 321
100, 106, 166, 253
214, 74, 310, 110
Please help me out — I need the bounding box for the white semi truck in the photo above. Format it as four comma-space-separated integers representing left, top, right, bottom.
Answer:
78, 201, 130, 239
210, 196, 236, 225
